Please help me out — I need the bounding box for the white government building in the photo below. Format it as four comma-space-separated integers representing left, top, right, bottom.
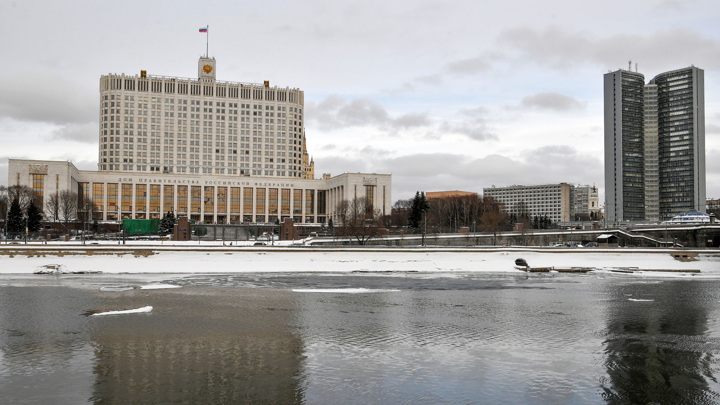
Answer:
8, 57, 391, 225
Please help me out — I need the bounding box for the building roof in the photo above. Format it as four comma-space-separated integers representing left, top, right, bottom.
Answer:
426, 191, 478, 199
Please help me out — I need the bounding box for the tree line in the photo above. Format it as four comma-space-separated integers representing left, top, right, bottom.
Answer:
386, 192, 559, 235
1, 185, 97, 239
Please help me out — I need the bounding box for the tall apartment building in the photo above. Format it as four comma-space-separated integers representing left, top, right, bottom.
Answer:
604, 65, 705, 223
482, 183, 572, 223
99, 57, 308, 178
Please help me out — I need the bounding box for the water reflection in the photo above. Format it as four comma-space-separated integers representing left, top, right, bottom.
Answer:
4, 274, 720, 404
0, 287, 97, 404
88, 288, 304, 404
601, 280, 720, 404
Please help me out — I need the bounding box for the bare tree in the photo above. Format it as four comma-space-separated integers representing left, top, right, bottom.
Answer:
58, 190, 79, 229
479, 197, 507, 246
336, 198, 384, 245
0, 185, 8, 230
45, 192, 61, 223
8, 185, 34, 212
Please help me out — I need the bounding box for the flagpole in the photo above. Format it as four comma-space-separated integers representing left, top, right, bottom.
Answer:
206, 25, 209, 58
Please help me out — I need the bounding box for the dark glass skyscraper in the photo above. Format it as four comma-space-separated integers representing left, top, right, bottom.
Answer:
652, 67, 706, 219
604, 66, 705, 223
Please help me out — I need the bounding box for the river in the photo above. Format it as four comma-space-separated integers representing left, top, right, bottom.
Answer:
2, 271, 720, 404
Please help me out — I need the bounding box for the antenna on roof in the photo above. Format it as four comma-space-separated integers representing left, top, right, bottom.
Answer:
628, 60, 632, 71
635, 63, 638, 72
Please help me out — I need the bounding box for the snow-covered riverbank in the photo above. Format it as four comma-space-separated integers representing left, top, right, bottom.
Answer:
1, 243, 718, 276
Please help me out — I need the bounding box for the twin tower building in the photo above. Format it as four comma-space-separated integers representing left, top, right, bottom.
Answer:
604, 65, 705, 223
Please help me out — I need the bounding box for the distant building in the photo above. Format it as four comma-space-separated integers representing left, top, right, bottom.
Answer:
426, 191, 478, 199
572, 185, 600, 220
604, 65, 705, 223
301, 140, 315, 179
482, 183, 572, 223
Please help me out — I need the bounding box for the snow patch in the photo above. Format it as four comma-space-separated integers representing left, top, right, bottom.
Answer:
292, 288, 400, 293
140, 283, 181, 290
91, 306, 153, 316
627, 298, 654, 302
100, 286, 135, 292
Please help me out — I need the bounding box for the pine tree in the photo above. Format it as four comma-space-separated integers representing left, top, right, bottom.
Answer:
26, 200, 43, 232
7, 198, 25, 235
408, 191, 430, 231
159, 211, 176, 235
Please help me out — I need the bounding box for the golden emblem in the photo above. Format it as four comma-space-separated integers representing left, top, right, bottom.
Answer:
203, 64, 212, 74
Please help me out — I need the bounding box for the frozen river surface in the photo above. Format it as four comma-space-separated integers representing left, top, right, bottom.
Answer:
2, 271, 720, 404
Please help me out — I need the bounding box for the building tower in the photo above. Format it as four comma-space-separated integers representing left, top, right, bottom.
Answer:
604, 69, 646, 223
98, 57, 307, 178
652, 67, 706, 219
604, 65, 705, 223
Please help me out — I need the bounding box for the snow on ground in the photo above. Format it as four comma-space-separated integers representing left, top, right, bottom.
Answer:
91, 306, 153, 316
292, 288, 402, 293
1, 242, 718, 277
139, 284, 182, 290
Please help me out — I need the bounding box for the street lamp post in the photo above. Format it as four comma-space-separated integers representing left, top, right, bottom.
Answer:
81, 203, 90, 245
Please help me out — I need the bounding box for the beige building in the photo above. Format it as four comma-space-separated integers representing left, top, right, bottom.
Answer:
483, 183, 572, 223
99, 57, 309, 178
9, 159, 391, 225
9, 55, 392, 226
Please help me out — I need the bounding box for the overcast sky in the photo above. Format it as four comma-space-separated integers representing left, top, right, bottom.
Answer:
1, 0, 719, 204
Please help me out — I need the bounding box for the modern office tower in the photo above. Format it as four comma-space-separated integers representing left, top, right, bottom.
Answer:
99, 57, 308, 178
643, 84, 660, 222
652, 67, 706, 219
604, 65, 705, 223
604, 69, 646, 223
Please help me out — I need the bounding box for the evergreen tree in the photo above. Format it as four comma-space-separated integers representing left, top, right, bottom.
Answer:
26, 200, 43, 232
408, 191, 430, 231
7, 198, 25, 235
159, 211, 176, 235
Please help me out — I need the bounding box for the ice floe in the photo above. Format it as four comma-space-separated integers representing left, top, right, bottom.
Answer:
91, 306, 153, 316
140, 284, 181, 290
292, 288, 401, 293
99, 285, 135, 292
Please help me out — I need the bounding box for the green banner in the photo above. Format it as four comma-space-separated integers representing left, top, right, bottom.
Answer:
122, 219, 160, 234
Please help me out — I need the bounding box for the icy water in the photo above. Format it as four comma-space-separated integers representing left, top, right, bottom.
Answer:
2, 272, 720, 404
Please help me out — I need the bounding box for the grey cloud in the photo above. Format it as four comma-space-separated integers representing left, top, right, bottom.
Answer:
385, 74, 443, 96
459, 107, 490, 118
338, 99, 390, 127
706, 124, 720, 134
438, 120, 495, 142
654, 0, 687, 11
498, 27, 720, 70
0, 73, 96, 125
519, 92, 586, 112
446, 57, 492, 76
307, 96, 430, 131
414, 74, 443, 86
0, 159, 7, 187
394, 113, 431, 129
438, 107, 496, 141
51, 122, 98, 143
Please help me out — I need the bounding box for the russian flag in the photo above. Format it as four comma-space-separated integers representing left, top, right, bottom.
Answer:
199, 27, 208, 33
